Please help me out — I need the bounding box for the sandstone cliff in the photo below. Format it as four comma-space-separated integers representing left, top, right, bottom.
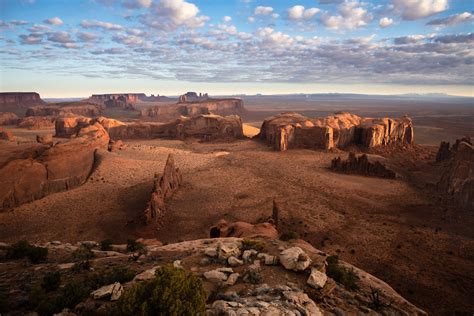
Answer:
258, 112, 414, 151
0, 123, 109, 211
331, 152, 396, 179
0, 92, 45, 108
26, 104, 101, 117
0, 112, 20, 125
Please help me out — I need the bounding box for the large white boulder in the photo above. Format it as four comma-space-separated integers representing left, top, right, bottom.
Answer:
279, 247, 312, 271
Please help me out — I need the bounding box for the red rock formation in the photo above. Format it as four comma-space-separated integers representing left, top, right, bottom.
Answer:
258, 112, 414, 151
437, 138, 473, 211
0, 112, 20, 125
0, 128, 14, 141
36, 134, 53, 146
209, 219, 278, 239
0, 92, 45, 108
26, 104, 101, 117
145, 154, 183, 224
0, 123, 109, 211
17, 116, 55, 129
55, 116, 93, 137
331, 152, 396, 179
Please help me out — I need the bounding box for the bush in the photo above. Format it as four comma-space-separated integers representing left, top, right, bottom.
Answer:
117, 265, 207, 315
72, 245, 95, 261
126, 239, 145, 253
55, 280, 91, 310
279, 231, 300, 241
326, 255, 359, 291
100, 265, 135, 285
41, 271, 61, 292
6, 240, 48, 264
241, 239, 265, 252
100, 239, 113, 251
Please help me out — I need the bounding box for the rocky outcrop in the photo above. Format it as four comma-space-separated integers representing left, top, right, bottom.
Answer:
258, 112, 414, 151
36, 134, 53, 146
141, 98, 244, 121
209, 219, 278, 239
0, 112, 20, 125
57, 115, 244, 141
0, 123, 109, 210
86, 93, 170, 109
331, 152, 396, 179
17, 116, 55, 129
26, 104, 101, 117
178, 91, 209, 102
144, 154, 183, 224
437, 137, 473, 211
0, 92, 45, 108
0, 128, 14, 141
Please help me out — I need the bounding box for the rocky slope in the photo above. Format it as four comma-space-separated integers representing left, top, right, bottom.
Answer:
0, 92, 45, 108
0, 236, 425, 315
258, 112, 413, 151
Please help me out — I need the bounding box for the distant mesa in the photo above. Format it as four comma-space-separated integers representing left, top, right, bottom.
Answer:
86, 93, 172, 109
0, 92, 45, 108
178, 91, 209, 103
258, 112, 413, 151
26, 103, 101, 118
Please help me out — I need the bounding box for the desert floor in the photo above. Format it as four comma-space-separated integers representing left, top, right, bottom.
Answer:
0, 128, 473, 314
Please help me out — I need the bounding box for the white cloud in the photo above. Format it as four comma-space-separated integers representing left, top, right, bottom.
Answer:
19, 33, 43, 44
44, 17, 63, 25
81, 20, 123, 30
392, 0, 448, 20
287, 5, 320, 21
223, 16, 232, 22
254, 6, 274, 15
150, 0, 209, 29
77, 32, 98, 42
47, 31, 74, 43
248, 16, 255, 23
113, 33, 144, 46
321, 1, 372, 31
379, 17, 393, 27
10, 20, 29, 26
256, 27, 294, 47
123, 0, 152, 9
427, 12, 473, 26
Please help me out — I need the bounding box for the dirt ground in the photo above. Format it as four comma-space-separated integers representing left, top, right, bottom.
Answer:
0, 131, 473, 314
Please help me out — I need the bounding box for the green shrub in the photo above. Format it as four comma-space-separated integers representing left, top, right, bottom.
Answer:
241, 239, 265, 252
126, 239, 145, 253
279, 231, 300, 241
55, 280, 91, 310
100, 239, 113, 251
72, 260, 91, 272
99, 265, 135, 285
6, 240, 48, 264
117, 265, 207, 315
72, 245, 95, 261
41, 271, 61, 292
326, 255, 359, 291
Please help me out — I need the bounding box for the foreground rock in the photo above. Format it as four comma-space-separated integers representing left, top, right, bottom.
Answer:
0, 112, 20, 125
0, 123, 109, 210
0, 92, 45, 108
331, 152, 396, 179
210, 219, 278, 239
26, 103, 101, 117
144, 154, 183, 224
258, 112, 414, 151
437, 137, 473, 211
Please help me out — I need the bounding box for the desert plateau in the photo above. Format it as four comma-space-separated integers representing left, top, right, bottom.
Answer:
1, 0, 473, 315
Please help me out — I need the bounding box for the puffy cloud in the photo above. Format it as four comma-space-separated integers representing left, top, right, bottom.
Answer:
394, 34, 427, 45
256, 27, 294, 47
254, 6, 273, 15
112, 33, 144, 46
287, 5, 320, 21
19, 33, 43, 44
44, 17, 63, 25
81, 20, 123, 30
379, 17, 393, 27
47, 31, 74, 43
392, 0, 448, 20
427, 12, 473, 26
77, 32, 98, 42
123, 0, 152, 9
321, 1, 372, 31
143, 0, 208, 30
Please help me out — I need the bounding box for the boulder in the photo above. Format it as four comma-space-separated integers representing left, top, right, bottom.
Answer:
133, 267, 158, 281
204, 270, 228, 283
257, 253, 279, 265
0, 112, 20, 125
331, 152, 396, 179
144, 154, 182, 224
225, 273, 240, 286
227, 256, 244, 267
279, 247, 312, 271
91, 283, 123, 301
307, 268, 328, 289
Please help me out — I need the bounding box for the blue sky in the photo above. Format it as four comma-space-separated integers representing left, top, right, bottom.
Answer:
0, 0, 473, 97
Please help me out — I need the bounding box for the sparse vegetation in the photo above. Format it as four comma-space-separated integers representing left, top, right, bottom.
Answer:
279, 231, 300, 241
368, 287, 391, 311
41, 271, 61, 292
72, 245, 95, 261
241, 239, 265, 251
326, 255, 359, 291
126, 239, 145, 253
242, 269, 263, 284
100, 239, 113, 251
117, 265, 207, 315
5, 240, 48, 264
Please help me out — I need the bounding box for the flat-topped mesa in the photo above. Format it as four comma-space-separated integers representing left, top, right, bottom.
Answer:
258, 112, 414, 151
145, 154, 183, 224
86, 93, 167, 109
26, 103, 101, 117
331, 152, 396, 179
178, 91, 209, 102
0, 92, 45, 108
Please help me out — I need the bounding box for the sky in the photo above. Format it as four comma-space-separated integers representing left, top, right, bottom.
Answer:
0, 0, 473, 98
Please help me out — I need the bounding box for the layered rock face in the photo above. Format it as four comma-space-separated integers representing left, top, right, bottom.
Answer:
0, 123, 109, 210
258, 112, 414, 151
17, 116, 55, 129
56, 115, 244, 141
141, 98, 245, 121
437, 137, 473, 211
0, 112, 20, 125
0, 92, 45, 108
26, 104, 101, 117
331, 152, 396, 179
145, 154, 183, 224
